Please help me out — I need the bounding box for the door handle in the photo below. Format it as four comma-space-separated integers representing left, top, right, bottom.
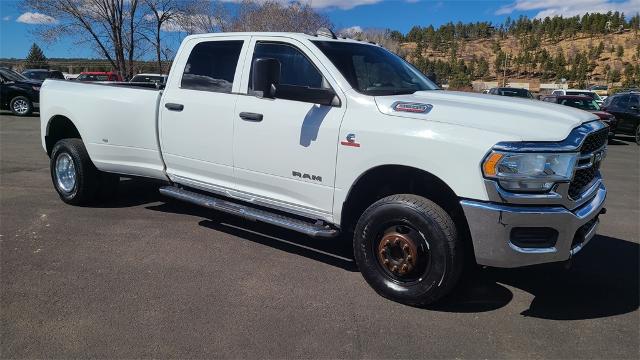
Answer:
239, 112, 263, 122
165, 103, 184, 111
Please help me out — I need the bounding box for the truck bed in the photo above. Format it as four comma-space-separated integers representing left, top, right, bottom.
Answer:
40, 79, 167, 179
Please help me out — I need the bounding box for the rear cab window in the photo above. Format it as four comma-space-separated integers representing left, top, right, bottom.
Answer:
181, 40, 244, 93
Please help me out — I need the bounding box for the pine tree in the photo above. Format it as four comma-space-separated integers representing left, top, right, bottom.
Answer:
25, 43, 48, 69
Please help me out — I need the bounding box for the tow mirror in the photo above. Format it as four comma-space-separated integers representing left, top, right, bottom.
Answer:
252, 57, 280, 99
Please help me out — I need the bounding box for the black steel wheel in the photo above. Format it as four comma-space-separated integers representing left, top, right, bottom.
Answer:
353, 194, 463, 306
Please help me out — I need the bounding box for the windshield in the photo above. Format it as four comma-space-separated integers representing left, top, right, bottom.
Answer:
24, 71, 48, 80
496, 88, 533, 98
0, 68, 28, 81
560, 98, 600, 111
312, 41, 438, 96
77, 74, 109, 81
567, 91, 601, 101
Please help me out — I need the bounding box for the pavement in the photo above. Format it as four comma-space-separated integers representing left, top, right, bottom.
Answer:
1, 112, 638, 359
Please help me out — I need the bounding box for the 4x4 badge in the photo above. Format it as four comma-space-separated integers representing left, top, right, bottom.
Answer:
341, 133, 360, 147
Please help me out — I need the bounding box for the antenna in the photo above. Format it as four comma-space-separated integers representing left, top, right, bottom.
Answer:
316, 27, 337, 39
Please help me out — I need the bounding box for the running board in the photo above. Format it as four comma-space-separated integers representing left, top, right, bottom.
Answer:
159, 186, 339, 238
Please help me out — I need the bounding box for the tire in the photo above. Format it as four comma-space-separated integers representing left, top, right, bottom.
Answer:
9, 96, 33, 116
635, 124, 640, 145
50, 139, 101, 205
353, 194, 463, 306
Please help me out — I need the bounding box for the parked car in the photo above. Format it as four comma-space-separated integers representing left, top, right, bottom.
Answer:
588, 85, 608, 98
552, 89, 604, 105
39, 31, 608, 306
602, 91, 640, 144
542, 95, 617, 138
63, 73, 79, 80
488, 87, 534, 99
0, 67, 41, 116
22, 69, 65, 81
130, 73, 167, 85
76, 71, 122, 82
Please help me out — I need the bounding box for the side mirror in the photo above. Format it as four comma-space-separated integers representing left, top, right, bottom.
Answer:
252, 57, 280, 99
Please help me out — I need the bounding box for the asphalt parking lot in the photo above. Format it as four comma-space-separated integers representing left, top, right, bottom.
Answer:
1, 112, 638, 359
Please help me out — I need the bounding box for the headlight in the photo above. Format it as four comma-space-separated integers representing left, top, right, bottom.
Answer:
482, 151, 578, 192
32, 86, 40, 91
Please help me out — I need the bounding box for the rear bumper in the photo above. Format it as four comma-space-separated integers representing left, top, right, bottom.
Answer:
460, 183, 606, 268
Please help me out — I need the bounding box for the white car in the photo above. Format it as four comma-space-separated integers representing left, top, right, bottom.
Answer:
552, 89, 604, 105
39, 31, 608, 306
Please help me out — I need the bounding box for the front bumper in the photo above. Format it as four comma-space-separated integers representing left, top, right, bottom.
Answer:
460, 182, 606, 268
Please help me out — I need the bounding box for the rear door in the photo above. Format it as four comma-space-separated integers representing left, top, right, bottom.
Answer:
232, 37, 346, 220
160, 36, 250, 191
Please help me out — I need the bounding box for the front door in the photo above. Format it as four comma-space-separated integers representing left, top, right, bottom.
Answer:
160, 36, 250, 191
233, 38, 346, 220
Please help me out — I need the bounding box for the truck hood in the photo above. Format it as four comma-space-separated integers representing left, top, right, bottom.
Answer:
374, 90, 599, 141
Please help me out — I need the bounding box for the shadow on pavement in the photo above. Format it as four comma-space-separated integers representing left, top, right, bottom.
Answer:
431, 234, 639, 319
118, 179, 637, 319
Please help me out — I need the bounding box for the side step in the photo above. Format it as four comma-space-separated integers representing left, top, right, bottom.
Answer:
159, 186, 339, 238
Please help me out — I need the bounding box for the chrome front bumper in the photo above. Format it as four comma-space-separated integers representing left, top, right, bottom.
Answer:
460, 183, 606, 268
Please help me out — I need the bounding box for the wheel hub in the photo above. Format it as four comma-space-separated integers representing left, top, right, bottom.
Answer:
55, 153, 76, 193
13, 99, 28, 114
377, 228, 419, 277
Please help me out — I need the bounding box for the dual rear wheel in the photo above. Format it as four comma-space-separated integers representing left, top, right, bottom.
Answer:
50, 139, 118, 205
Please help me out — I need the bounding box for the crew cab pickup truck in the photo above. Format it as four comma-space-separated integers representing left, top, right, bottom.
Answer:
40, 31, 608, 306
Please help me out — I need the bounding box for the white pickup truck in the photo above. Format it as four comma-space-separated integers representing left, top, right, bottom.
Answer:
40, 31, 608, 306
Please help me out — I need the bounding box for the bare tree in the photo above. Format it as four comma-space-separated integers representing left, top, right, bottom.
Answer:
230, 0, 332, 33
141, 0, 177, 73
23, 0, 142, 79
173, 0, 230, 35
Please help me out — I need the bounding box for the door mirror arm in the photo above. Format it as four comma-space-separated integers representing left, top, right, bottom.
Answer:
273, 84, 341, 107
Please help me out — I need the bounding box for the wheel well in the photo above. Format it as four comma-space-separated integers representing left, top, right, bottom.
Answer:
45, 115, 81, 156
340, 165, 473, 253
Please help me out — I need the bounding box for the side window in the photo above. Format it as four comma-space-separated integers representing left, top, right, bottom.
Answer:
250, 42, 323, 90
615, 95, 630, 108
628, 95, 639, 108
182, 40, 244, 93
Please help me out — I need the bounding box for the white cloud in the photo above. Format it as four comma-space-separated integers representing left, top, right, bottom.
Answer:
16, 12, 58, 25
496, 0, 640, 18
220, 0, 384, 10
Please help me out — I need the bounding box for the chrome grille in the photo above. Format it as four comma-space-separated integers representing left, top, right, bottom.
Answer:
579, 128, 608, 154
568, 128, 607, 199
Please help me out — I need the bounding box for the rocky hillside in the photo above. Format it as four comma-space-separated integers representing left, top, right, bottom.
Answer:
403, 31, 639, 86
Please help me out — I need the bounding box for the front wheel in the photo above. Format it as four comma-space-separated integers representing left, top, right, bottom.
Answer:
635, 124, 640, 145
353, 194, 464, 306
10, 96, 33, 116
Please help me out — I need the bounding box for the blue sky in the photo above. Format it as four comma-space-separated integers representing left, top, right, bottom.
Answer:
1, 0, 638, 59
